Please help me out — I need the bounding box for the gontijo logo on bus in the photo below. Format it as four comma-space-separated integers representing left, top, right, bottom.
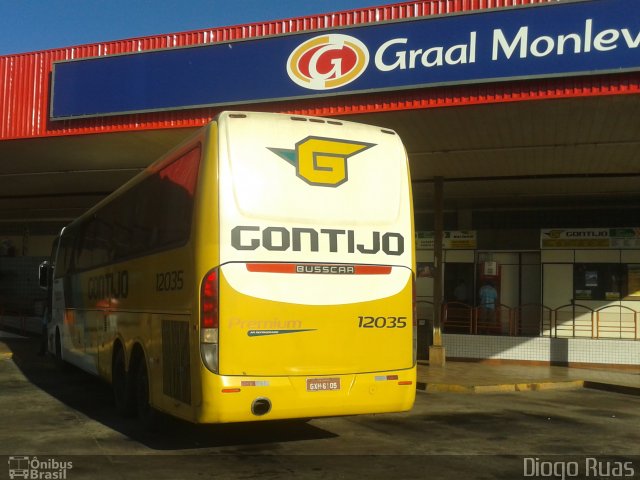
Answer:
269, 137, 374, 187
287, 34, 370, 90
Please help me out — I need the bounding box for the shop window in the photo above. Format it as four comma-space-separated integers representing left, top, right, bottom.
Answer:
626, 265, 640, 300
573, 263, 632, 301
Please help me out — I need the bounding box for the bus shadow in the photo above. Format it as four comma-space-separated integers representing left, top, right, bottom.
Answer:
139, 417, 335, 451
3, 335, 338, 451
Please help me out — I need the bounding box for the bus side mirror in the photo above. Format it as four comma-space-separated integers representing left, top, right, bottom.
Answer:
38, 261, 51, 290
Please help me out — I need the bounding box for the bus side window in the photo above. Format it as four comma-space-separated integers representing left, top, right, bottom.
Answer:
55, 229, 76, 279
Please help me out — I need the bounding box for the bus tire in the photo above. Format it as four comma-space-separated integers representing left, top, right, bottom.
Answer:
113, 347, 135, 417
135, 356, 158, 429
53, 329, 67, 371
54, 329, 62, 361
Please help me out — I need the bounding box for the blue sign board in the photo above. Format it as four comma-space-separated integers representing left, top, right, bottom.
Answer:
51, 0, 640, 119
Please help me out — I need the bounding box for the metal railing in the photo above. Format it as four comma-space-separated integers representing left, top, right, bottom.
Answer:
418, 298, 639, 340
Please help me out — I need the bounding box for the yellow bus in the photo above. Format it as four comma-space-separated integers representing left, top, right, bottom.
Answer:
44, 111, 416, 424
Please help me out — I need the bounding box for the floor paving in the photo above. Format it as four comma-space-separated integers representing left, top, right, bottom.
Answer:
417, 359, 640, 395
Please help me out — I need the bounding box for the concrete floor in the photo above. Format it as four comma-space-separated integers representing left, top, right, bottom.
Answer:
1, 335, 639, 479
416, 359, 640, 393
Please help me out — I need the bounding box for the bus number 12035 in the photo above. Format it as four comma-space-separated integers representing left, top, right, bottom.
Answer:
155, 270, 184, 292
358, 316, 407, 328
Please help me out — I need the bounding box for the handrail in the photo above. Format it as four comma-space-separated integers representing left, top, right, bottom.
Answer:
595, 305, 637, 339
429, 301, 639, 340
513, 303, 553, 337
554, 303, 595, 339
473, 303, 513, 335
442, 301, 473, 334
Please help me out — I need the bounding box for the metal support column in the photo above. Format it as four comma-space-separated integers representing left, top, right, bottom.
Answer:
429, 176, 446, 366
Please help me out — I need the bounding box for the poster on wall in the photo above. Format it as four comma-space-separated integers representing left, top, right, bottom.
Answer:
585, 271, 598, 287
416, 231, 477, 250
416, 262, 435, 278
483, 261, 498, 277
610, 228, 640, 248
575, 290, 592, 300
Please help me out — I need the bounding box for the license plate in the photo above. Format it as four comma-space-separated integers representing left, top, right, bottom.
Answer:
306, 377, 341, 392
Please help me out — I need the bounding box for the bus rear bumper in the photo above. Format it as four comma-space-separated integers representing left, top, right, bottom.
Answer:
196, 367, 417, 424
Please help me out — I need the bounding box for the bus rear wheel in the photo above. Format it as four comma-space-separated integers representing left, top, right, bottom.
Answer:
53, 329, 67, 370
113, 347, 135, 417
135, 357, 158, 429
54, 329, 62, 362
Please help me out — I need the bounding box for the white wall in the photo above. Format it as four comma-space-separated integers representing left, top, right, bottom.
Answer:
444, 334, 640, 366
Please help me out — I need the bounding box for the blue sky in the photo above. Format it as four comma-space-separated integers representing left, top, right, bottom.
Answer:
0, 0, 388, 55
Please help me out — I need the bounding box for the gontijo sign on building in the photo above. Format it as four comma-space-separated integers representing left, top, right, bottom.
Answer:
51, 0, 640, 119
540, 228, 640, 248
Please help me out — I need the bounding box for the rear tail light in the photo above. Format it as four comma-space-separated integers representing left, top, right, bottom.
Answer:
200, 268, 219, 373
201, 269, 219, 328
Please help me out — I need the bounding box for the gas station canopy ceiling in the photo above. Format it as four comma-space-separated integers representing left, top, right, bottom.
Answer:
1, 93, 638, 229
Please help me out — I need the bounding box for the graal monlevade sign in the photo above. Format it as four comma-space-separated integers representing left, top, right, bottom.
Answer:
52, 0, 639, 119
